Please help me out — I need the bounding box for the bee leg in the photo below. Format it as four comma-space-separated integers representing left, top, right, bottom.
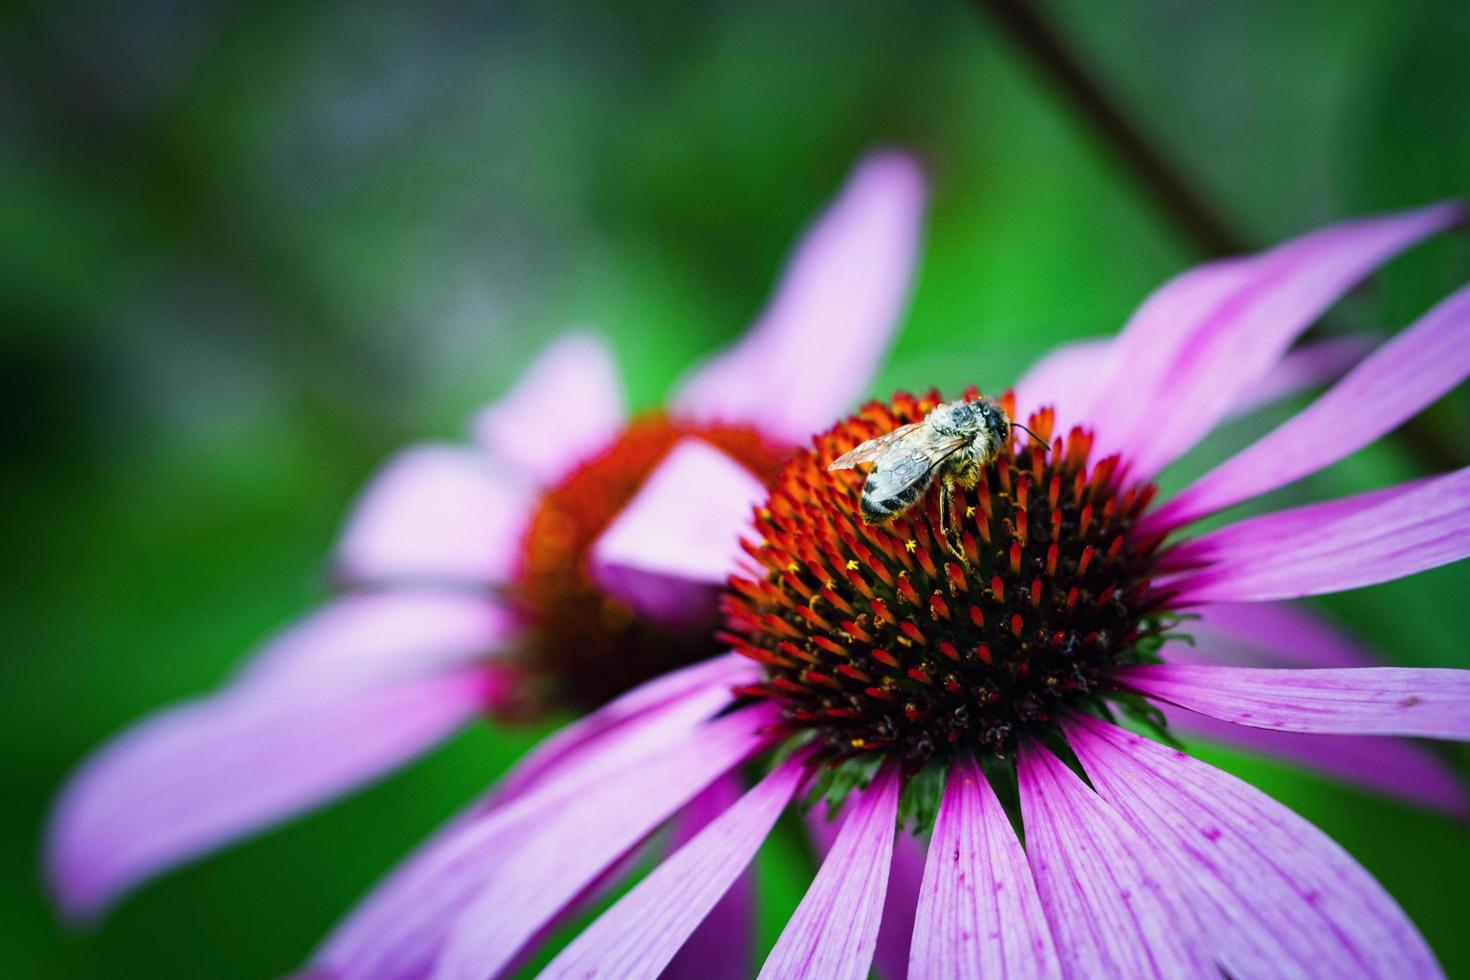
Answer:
939, 482, 969, 565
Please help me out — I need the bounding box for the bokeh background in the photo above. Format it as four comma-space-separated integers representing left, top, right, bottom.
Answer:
5, 0, 1469, 976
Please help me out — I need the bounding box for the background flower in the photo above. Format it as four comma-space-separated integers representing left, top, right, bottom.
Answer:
44, 150, 926, 921
6, 1, 1470, 977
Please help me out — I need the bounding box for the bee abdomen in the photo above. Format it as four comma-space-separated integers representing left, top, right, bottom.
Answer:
861, 480, 926, 524
860, 493, 895, 524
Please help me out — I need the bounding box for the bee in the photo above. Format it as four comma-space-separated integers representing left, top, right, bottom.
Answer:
828, 397, 1044, 561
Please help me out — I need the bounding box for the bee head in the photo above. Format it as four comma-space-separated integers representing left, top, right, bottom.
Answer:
974, 399, 1010, 443
932, 396, 1019, 449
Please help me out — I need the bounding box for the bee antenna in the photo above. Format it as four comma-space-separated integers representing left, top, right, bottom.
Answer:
1012, 423, 1049, 452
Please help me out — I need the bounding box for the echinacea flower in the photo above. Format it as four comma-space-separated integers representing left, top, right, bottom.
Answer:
307, 202, 1470, 979
45, 150, 929, 921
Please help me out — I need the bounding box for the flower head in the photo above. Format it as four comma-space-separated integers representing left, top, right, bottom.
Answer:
725, 389, 1166, 766
309, 201, 1470, 980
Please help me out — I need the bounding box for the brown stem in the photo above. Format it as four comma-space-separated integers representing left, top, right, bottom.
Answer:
970, 0, 1461, 473
971, 0, 1248, 257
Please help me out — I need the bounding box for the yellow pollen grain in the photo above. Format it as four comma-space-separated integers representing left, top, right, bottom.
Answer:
845, 560, 859, 571
905, 539, 917, 553
966, 506, 976, 519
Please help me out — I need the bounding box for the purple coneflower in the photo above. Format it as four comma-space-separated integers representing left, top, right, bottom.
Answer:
309, 202, 1470, 979
45, 150, 928, 920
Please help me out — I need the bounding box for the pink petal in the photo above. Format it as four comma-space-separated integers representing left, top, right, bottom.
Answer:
872, 827, 927, 980
1182, 601, 1377, 669
430, 704, 779, 980
589, 439, 766, 627
313, 678, 746, 980
1162, 606, 1469, 814
490, 653, 755, 806
1163, 707, 1470, 816
909, 759, 1061, 980
335, 445, 535, 585
1014, 333, 1370, 438
1167, 465, 1470, 602
47, 669, 497, 921
1078, 257, 1252, 443
759, 766, 901, 980
1152, 281, 1470, 531
1226, 334, 1376, 418
673, 151, 927, 444
472, 332, 626, 487
1086, 203, 1462, 479
541, 757, 805, 979
1011, 337, 1116, 434
663, 776, 759, 980
234, 590, 516, 697
1157, 478, 1428, 577
1067, 716, 1442, 978
1017, 742, 1213, 978
1118, 664, 1470, 739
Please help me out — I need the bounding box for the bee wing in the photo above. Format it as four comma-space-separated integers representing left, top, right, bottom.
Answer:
863, 432, 968, 502
827, 423, 923, 470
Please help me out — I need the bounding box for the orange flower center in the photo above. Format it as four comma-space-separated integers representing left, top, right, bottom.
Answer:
721, 390, 1168, 766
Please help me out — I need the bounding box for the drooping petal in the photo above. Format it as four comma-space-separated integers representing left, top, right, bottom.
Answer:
673, 151, 927, 444
589, 439, 766, 627
1160, 606, 1469, 814
872, 827, 927, 980
1067, 716, 1442, 979
1226, 334, 1375, 417
909, 759, 1061, 980
1086, 203, 1462, 478
430, 704, 779, 980
490, 653, 755, 806
48, 669, 498, 921
1118, 664, 1470, 739
1167, 465, 1470, 602
1017, 742, 1213, 978
234, 590, 516, 696
1014, 333, 1371, 436
540, 756, 806, 980
1011, 337, 1115, 432
662, 777, 759, 980
335, 445, 535, 586
1162, 707, 1470, 815
759, 766, 901, 980
473, 332, 626, 487
1182, 601, 1377, 669
1152, 281, 1470, 531
313, 678, 747, 980
1076, 257, 1255, 452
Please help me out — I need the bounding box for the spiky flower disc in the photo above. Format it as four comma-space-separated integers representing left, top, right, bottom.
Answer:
722, 389, 1170, 767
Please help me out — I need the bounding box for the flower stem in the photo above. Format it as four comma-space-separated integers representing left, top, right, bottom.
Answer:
971, 0, 1462, 474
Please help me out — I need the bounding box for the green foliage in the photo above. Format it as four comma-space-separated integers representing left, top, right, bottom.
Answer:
897, 757, 950, 834
801, 752, 884, 821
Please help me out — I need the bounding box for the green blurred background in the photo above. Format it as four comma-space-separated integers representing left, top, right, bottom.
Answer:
4, 0, 1469, 975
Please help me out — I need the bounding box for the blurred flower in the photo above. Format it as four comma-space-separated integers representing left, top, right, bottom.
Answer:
311, 203, 1470, 979
45, 150, 928, 921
